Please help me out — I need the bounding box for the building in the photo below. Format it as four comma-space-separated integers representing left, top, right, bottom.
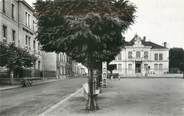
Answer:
42, 52, 57, 78
56, 52, 73, 79
0, 0, 88, 80
72, 62, 88, 76
110, 35, 169, 77
0, 0, 42, 75
42, 52, 88, 79
42, 52, 72, 79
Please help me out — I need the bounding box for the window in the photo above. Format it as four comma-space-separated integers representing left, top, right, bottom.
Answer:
28, 37, 31, 47
33, 20, 35, 31
154, 64, 158, 70
25, 12, 28, 25
12, 30, 16, 42
60, 53, 62, 62
11, 4, 15, 19
64, 67, 66, 75
159, 53, 163, 61
33, 40, 36, 49
28, 14, 30, 27
128, 51, 133, 59
144, 51, 148, 59
136, 51, 141, 58
38, 61, 41, 70
154, 53, 158, 61
144, 64, 148, 69
25, 12, 31, 27
2, 0, 5, 13
2, 25, 7, 38
64, 54, 66, 63
25, 35, 28, 45
118, 64, 122, 71
128, 64, 132, 70
117, 53, 121, 60
38, 43, 40, 50
159, 64, 163, 70
60, 54, 62, 62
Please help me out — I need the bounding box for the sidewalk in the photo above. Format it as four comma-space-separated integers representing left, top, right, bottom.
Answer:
0, 78, 60, 91
43, 81, 118, 116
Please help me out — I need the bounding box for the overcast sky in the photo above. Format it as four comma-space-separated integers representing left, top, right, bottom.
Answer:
26, 0, 184, 48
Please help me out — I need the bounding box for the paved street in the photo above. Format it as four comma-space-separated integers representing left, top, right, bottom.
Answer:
47, 78, 184, 116
0, 78, 87, 116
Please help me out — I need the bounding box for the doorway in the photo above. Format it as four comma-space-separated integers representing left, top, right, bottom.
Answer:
135, 61, 142, 73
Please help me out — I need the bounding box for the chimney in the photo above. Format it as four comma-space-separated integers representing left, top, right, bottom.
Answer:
143, 36, 146, 42
163, 42, 167, 48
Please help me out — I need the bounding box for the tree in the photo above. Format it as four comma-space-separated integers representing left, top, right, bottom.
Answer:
0, 42, 37, 78
169, 48, 184, 73
0, 42, 9, 67
34, 0, 136, 110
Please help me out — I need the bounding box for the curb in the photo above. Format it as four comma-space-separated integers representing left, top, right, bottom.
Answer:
33, 79, 58, 86
0, 85, 21, 91
0, 79, 59, 91
39, 87, 83, 116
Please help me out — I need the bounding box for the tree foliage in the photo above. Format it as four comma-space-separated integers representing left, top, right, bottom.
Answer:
169, 48, 184, 72
34, 0, 136, 69
0, 42, 37, 72
107, 64, 116, 73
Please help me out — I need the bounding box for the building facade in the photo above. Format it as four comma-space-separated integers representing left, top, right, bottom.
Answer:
0, 0, 42, 74
42, 52, 88, 79
110, 35, 169, 77
0, 0, 88, 79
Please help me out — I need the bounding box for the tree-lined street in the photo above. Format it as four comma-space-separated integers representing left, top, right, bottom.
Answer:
0, 78, 86, 116
1, 0, 184, 115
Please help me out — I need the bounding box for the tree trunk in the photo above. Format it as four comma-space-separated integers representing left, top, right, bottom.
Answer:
110, 70, 113, 79
87, 68, 95, 110
86, 53, 98, 111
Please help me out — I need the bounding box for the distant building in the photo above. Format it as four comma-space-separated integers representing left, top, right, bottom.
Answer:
110, 35, 169, 77
0, 0, 42, 74
42, 52, 88, 79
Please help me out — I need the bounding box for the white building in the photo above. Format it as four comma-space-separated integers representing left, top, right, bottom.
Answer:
0, 0, 42, 74
110, 35, 169, 77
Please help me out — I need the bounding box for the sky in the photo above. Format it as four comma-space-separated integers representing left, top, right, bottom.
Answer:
26, 0, 184, 48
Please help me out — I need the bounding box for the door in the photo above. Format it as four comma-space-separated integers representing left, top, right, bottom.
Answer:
135, 62, 142, 73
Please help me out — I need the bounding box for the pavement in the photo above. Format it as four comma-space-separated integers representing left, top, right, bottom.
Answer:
0, 78, 61, 91
43, 78, 184, 116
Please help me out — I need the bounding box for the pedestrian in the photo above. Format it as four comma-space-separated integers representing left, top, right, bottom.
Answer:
118, 74, 120, 80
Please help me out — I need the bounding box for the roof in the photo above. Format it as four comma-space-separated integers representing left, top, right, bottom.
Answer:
143, 41, 167, 49
17, 0, 34, 12
124, 35, 167, 49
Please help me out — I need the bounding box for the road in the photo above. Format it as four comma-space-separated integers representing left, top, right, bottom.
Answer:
0, 78, 87, 116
